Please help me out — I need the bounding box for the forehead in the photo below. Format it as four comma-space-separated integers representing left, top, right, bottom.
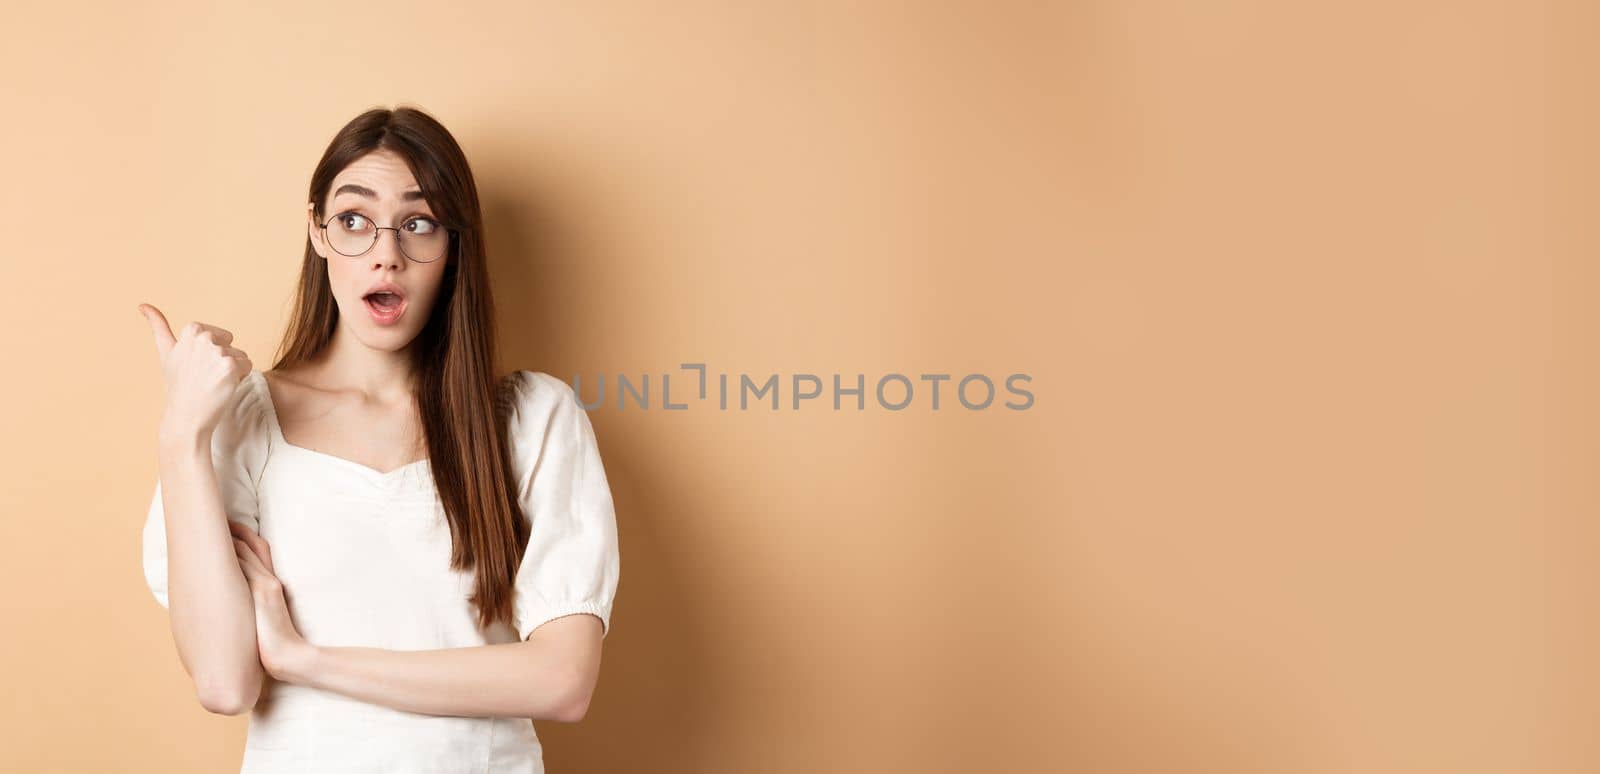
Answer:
327, 149, 424, 201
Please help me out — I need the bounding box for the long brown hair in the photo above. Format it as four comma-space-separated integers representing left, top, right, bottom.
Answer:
270, 105, 528, 633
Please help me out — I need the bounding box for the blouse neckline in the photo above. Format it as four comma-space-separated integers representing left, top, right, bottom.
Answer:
251, 370, 432, 483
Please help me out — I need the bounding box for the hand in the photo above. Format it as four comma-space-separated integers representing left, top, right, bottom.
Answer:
230, 520, 317, 684
138, 302, 253, 441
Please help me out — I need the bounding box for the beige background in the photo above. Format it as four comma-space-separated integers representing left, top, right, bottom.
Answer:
1, 1, 1592, 772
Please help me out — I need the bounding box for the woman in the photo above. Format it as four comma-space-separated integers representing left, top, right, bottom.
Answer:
137, 105, 620, 773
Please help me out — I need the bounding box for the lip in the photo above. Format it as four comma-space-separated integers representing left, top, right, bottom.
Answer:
363, 280, 407, 300
362, 282, 407, 327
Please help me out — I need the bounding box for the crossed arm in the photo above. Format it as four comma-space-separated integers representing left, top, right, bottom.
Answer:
280, 613, 604, 722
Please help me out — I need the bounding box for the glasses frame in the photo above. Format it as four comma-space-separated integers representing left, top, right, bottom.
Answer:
316, 210, 457, 264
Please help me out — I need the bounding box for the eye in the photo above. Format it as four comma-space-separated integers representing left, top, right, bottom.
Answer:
335, 212, 372, 232
404, 217, 440, 235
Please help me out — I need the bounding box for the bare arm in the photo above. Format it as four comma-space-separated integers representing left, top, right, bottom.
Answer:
158, 422, 266, 715
278, 613, 604, 722
139, 304, 264, 715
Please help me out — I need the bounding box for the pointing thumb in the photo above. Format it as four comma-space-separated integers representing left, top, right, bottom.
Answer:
138, 303, 177, 360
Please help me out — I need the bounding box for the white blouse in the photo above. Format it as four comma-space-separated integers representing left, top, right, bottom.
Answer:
141, 369, 621, 774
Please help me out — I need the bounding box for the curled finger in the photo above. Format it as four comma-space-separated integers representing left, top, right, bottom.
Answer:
228, 520, 274, 573
234, 537, 271, 582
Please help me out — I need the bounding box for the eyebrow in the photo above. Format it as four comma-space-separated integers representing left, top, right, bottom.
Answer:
333, 183, 428, 201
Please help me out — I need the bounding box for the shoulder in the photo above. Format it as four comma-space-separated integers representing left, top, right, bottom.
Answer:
208, 371, 274, 471
222, 370, 273, 435
498, 370, 582, 421
499, 369, 596, 456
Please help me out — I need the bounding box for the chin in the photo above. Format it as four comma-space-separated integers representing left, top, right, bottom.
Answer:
358, 331, 419, 352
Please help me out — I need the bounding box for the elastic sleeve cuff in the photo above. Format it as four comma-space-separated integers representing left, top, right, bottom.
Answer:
517, 600, 613, 642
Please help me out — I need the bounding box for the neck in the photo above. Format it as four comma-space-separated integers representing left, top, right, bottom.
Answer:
303, 321, 419, 402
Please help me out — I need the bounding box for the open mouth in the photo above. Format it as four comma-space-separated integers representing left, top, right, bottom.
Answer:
363, 291, 406, 325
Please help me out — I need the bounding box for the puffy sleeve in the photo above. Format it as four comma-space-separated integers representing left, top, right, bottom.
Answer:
140, 373, 271, 609
504, 370, 621, 641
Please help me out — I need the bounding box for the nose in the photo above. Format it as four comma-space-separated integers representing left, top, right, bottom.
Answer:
370, 228, 406, 269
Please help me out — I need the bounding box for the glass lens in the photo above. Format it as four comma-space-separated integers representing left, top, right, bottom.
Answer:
326, 212, 377, 256
397, 217, 449, 262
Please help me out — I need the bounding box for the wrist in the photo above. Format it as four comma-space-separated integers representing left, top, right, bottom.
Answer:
285, 641, 324, 686
157, 422, 211, 457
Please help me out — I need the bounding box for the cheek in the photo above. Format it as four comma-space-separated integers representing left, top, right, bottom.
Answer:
414, 267, 449, 304
323, 262, 359, 302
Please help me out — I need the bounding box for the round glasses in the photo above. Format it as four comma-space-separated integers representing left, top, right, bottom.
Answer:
318, 211, 455, 263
